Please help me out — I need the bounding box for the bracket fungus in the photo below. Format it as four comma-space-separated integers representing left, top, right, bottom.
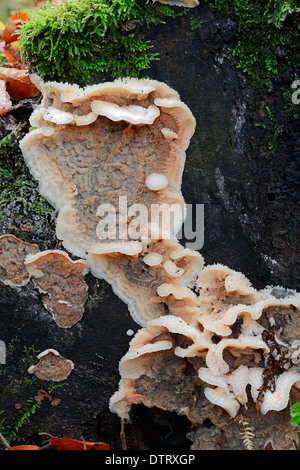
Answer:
0, 234, 89, 328
20, 76, 300, 449
20, 76, 198, 326
25, 250, 89, 328
28, 349, 74, 381
0, 234, 39, 287
110, 285, 300, 424
20, 75, 195, 263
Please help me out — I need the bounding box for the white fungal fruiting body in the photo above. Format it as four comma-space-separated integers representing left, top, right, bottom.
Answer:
145, 173, 169, 191
91, 101, 160, 125
44, 107, 74, 125
260, 371, 300, 415
198, 365, 264, 418
161, 127, 178, 139
143, 252, 163, 266
163, 260, 184, 277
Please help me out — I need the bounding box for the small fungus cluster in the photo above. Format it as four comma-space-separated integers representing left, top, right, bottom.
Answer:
0, 234, 89, 380
28, 349, 74, 382
0, 234, 89, 329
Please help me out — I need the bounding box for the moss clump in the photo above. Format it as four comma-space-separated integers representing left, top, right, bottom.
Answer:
0, 125, 55, 247
18, 0, 184, 86
0, 128, 53, 217
204, 0, 300, 89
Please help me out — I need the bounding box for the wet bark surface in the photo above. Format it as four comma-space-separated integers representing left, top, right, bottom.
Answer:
0, 3, 299, 450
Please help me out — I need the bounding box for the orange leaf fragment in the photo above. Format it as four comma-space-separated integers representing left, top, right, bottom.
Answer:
10, 445, 40, 450
2, 12, 30, 45
0, 41, 24, 67
0, 80, 12, 116
46, 434, 110, 450
0, 67, 40, 100
264, 440, 275, 450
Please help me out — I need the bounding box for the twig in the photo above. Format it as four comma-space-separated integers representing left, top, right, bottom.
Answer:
0, 432, 12, 450
120, 418, 127, 450
81, 435, 87, 450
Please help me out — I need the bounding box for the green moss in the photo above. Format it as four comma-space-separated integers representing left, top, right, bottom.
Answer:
254, 105, 286, 157
0, 126, 54, 241
85, 275, 109, 312
0, 337, 65, 448
18, 0, 185, 86
0, 54, 9, 67
0, 384, 64, 448
0, 160, 54, 216
202, 0, 300, 89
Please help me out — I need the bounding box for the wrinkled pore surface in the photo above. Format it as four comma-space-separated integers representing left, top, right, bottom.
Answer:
0, 234, 39, 286
20, 77, 300, 439
25, 250, 89, 328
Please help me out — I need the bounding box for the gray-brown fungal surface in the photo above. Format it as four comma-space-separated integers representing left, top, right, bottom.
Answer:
25, 250, 89, 328
28, 349, 74, 381
0, 234, 39, 287
109, 280, 300, 450
109, 272, 300, 423
20, 76, 195, 261
87, 236, 204, 325
20, 76, 196, 326
20, 76, 300, 449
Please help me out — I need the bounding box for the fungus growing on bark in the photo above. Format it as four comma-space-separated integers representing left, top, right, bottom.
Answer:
110, 278, 300, 421
20, 76, 300, 449
28, 349, 74, 381
25, 250, 89, 328
20, 76, 198, 325
20, 76, 195, 261
87, 236, 204, 325
0, 234, 39, 287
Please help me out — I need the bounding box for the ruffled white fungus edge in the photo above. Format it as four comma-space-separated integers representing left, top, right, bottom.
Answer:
145, 173, 169, 191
